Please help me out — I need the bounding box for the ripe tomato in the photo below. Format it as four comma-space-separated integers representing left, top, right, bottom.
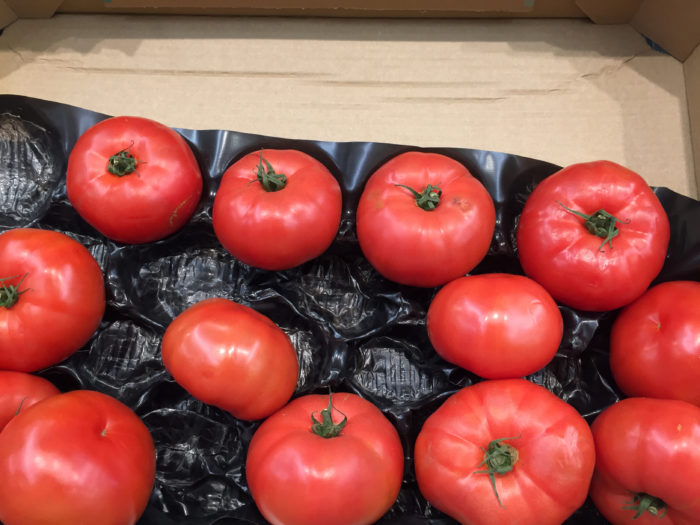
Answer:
590, 397, 700, 524
610, 281, 700, 406
67, 116, 203, 244
0, 371, 59, 431
356, 152, 495, 287
516, 160, 670, 311
0, 389, 156, 525
246, 391, 404, 525
0, 228, 105, 372
161, 297, 299, 421
414, 379, 595, 525
212, 149, 342, 270
427, 273, 563, 379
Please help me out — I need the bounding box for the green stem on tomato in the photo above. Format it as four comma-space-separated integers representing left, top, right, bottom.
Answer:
474, 436, 521, 508
253, 150, 287, 192
623, 492, 667, 520
396, 183, 442, 211
0, 274, 29, 308
310, 389, 347, 439
557, 201, 630, 251
107, 143, 139, 176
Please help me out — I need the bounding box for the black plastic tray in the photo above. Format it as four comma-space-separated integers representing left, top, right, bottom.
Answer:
1, 94, 699, 525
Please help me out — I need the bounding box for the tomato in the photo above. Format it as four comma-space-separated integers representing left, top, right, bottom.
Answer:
414, 379, 595, 525
0, 371, 59, 431
427, 273, 563, 379
246, 391, 404, 525
0, 228, 105, 372
516, 160, 670, 311
67, 116, 203, 244
0, 389, 156, 525
161, 297, 298, 421
610, 281, 700, 406
212, 149, 342, 270
590, 397, 700, 524
356, 152, 495, 287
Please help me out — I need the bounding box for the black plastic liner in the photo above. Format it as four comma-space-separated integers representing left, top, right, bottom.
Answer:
1, 94, 699, 525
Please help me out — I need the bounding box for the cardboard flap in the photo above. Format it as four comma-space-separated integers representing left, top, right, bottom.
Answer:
4, 0, 63, 18
574, 0, 642, 24
632, 0, 700, 61
103, 0, 535, 12
0, 1, 18, 29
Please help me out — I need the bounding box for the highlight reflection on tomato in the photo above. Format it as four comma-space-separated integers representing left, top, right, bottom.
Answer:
0, 390, 156, 525
246, 392, 404, 525
356, 151, 495, 287
161, 297, 299, 421
0, 228, 106, 372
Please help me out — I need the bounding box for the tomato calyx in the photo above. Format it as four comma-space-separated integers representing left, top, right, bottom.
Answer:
310, 391, 347, 439
254, 150, 287, 192
0, 274, 29, 308
396, 183, 442, 211
623, 492, 668, 520
107, 144, 140, 177
474, 435, 520, 508
557, 201, 630, 251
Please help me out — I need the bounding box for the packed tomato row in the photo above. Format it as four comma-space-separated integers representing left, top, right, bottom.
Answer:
0, 115, 699, 525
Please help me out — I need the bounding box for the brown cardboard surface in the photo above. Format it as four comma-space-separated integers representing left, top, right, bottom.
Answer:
685, 44, 700, 190
0, 1, 17, 29
631, 0, 700, 62
0, 14, 695, 198
3, 0, 63, 18
574, 0, 642, 24
61, 0, 585, 18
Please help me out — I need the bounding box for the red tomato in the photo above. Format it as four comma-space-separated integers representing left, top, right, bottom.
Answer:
414, 379, 595, 525
610, 281, 700, 406
427, 273, 563, 379
0, 371, 59, 431
67, 116, 203, 244
516, 160, 669, 311
212, 149, 342, 270
590, 397, 700, 524
161, 297, 298, 420
246, 392, 404, 525
0, 228, 105, 372
0, 390, 156, 525
356, 152, 495, 287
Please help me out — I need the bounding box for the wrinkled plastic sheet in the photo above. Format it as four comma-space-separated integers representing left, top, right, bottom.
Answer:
1, 94, 699, 525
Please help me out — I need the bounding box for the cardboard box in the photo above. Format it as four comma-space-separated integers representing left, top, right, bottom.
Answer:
0, 0, 698, 199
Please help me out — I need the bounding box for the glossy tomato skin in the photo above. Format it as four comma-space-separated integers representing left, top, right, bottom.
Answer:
246, 392, 404, 525
427, 273, 563, 379
161, 297, 298, 420
212, 149, 342, 270
0, 371, 59, 431
590, 398, 700, 525
414, 379, 595, 525
67, 116, 203, 244
356, 152, 496, 287
0, 390, 156, 525
0, 228, 106, 372
610, 281, 700, 405
516, 161, 669, 311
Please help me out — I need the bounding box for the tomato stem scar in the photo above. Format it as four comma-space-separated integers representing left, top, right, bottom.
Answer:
0, 273, 30, 308
623, 492, 667, 519
557, 201, 630, 251
396, 183, 442, 211
474, 435, 520, 508
253, 149, 287, 192
310, 389, 347, 439
107, 142, 141, 176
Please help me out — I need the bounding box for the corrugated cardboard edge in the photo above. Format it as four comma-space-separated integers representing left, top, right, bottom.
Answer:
685, 44, 700, 194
